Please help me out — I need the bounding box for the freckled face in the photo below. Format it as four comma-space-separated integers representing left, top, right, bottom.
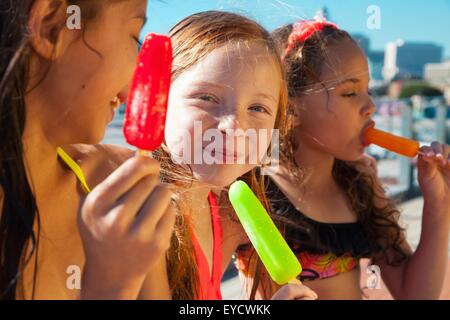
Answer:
165, 42, 281, 187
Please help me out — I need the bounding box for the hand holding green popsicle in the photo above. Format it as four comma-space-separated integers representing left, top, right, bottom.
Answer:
229, 180, 302, 285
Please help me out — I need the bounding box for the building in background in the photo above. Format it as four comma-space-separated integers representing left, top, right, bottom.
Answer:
424, 60, 450, 103
368, 50, 385, 81
425, 60, 450, 87
383, 40, 443, 81
351, 33, 384, 81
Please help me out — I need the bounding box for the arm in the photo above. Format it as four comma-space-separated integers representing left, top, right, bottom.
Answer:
371, 143, 450, 299
374, 204, 448, 299
138, 255, 172, 300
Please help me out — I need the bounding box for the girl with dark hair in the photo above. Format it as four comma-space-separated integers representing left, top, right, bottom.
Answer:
236, 20, 450, 300
0, 0, 175, 300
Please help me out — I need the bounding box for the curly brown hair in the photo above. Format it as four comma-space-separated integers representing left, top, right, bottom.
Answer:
242, 23, 408, 299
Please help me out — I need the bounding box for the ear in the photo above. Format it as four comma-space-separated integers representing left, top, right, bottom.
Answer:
292, 97, 304, 126
28, 0, 69, 60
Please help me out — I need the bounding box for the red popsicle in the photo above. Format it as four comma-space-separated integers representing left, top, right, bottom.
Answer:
123, 33, 173, 151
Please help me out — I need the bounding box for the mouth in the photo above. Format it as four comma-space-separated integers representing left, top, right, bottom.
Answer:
210, 149, 241, 162
110, 94, 124, 111
360, 120, 375, 147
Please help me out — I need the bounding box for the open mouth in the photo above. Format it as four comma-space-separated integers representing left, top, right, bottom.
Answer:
360, 120, 375, 147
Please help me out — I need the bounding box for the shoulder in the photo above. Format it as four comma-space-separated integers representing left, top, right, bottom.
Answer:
61, 144, 135, 190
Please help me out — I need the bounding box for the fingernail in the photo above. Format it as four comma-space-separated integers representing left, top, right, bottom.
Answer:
427, 152, 435, 157
436, 153, 444, 159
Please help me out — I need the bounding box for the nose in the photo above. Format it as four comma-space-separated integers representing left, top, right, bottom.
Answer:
217, 114, 241, 133
361, 96, 376, 117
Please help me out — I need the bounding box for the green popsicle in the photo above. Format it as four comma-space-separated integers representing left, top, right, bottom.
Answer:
229, 180, 302, 285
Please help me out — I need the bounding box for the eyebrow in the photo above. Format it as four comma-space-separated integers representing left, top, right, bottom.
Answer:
256, 93, 278, 103
191, 81, 226, 90
191, 81, 277, 104
335, 78, 361, 87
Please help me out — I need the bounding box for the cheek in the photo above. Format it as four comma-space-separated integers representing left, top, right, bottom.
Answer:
165, 104, 215, 157
110, 42, 138, 87
254, 123, 277, 159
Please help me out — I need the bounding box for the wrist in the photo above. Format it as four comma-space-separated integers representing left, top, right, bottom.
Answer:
422, 203, 450, 231
423, 200, 450, 218
81, 263, 145, 300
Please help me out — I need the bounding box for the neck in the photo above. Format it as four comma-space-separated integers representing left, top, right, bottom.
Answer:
22, 99, 65, 202
280, 138, 337, 193
187, 182, 212, 228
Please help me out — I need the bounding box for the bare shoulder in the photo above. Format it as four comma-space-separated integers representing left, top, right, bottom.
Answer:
61, 144, 135, 190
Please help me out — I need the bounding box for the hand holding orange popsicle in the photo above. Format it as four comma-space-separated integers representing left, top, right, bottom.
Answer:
364, 127, 420, 158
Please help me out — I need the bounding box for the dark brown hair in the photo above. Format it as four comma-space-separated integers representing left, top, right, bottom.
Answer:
243, 23, 407, 299
0, 0, 125, 300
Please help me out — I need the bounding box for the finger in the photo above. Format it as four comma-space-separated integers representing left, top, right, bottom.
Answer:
419, 145, 434, 157
442, 144, 450, 167
131, 185, 173, 235
431, 141, 444, 159
418, 153, 436, 165
91, 157, 160, 209
432, 141, 448, 166
297, 296, 317, 300
111, 175, 160, 223
284, 284, 318, 300
442, 144, 450, 158
447, 151, 450, 169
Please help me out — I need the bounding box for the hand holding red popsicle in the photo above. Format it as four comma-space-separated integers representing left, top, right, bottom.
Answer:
79, 34, 175, 299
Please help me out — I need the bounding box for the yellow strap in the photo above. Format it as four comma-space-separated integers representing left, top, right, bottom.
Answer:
57, 147, 91, 193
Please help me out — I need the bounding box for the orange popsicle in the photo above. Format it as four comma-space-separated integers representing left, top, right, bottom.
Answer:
364, 127, 420, 158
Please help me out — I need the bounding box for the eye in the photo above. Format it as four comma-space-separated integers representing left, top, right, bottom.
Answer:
249, 105, 269, 114
197, 94, 218, 103
342, 92, 357, 98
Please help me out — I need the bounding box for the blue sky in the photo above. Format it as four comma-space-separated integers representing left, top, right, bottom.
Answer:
142, 0, 450, 58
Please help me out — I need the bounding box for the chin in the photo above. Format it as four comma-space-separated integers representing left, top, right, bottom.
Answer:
193, 170, 236, 188
82, 128, 106, 145
336, 149, 366, 162
191, 164, 253, 188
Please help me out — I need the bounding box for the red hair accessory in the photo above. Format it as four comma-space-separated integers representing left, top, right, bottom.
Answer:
285, 20, 338, 56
